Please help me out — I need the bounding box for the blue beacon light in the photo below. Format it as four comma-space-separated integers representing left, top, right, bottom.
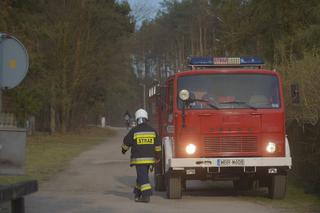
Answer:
189, 57, 264, 66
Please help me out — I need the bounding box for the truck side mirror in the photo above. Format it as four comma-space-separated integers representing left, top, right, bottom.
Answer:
291, 84, 300, 104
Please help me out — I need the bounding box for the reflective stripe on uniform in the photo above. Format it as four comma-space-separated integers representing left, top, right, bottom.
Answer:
131, 157, 155, 164
133, 132, 156, 139
121, 144, 129, 151
155, 145, 161, 152
140, 183, 152, 191
135, 185, 141, 190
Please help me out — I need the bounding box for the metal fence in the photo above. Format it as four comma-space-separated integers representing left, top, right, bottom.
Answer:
0, 113, 17, 128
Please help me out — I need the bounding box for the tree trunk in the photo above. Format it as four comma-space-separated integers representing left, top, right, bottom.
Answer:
69, 33, 81, 129
203, 26, 207, 55
50, 104, 56, 134
50, 82, 56, 134
199, 21, 203, 56
191, 30, 195, 55
61, 22, 69, 133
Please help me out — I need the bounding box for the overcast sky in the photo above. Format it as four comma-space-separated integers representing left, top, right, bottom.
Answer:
127, 0, 164, 23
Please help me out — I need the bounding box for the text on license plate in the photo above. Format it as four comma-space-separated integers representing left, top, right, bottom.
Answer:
216, 159, 245, 166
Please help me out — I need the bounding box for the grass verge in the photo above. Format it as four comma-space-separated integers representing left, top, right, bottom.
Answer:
242, 180, 320, 213
0, 127, 115, 184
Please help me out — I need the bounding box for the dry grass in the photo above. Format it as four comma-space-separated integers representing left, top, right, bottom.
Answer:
0, 127, 115, 184
241, 180, 320, 213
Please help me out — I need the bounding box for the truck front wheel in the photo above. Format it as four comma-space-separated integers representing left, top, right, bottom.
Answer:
268, 175, 287, 199
154, 173, 166, 191
166, 173, 182, 199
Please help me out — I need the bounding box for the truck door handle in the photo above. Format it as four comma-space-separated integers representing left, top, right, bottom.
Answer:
199, 113, 216, 116
250, 112, 262, 115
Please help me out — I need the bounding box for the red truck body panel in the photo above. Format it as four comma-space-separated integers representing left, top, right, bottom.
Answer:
151, 68, 285, 159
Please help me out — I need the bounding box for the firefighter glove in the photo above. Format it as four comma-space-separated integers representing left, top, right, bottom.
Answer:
121, 148, 127, 154
150, 165, 154, 172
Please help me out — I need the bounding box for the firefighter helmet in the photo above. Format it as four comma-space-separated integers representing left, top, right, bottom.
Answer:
135, 109, 148, 124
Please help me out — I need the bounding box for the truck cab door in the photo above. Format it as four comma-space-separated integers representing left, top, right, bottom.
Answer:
165, 79, 174, 136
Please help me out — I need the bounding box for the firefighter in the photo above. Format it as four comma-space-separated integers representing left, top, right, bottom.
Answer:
121, 108, 161, 203
123, 110, 131, 129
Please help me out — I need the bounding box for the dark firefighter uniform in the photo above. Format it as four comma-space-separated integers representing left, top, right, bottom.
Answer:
121, 122, 161, 199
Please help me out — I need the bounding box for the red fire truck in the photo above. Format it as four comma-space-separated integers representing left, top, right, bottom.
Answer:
148, 57, 292, 199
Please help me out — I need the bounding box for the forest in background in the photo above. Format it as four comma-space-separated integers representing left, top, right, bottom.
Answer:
0, 0, 141, 131
1, 0, 320, 193
133, 0, 320, 193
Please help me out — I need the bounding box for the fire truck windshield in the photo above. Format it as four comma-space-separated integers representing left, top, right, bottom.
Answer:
177, 73, 280, 109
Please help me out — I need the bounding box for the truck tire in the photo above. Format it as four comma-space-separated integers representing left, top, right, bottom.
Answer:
182, 179, 187, 191
11, 197, 25, 213
154, 155, 166, 192
250, 179, 259, 191
154, 174, 166, 191
268, 175, 287, 199
166, 174, 182, 199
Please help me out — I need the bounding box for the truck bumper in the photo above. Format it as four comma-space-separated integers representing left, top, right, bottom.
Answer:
169, 157, 292, 169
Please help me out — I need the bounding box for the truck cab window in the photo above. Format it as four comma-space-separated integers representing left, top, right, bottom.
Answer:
178, 74, 280, 109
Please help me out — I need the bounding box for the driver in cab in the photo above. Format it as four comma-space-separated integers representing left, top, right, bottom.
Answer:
188, 87, 214, 109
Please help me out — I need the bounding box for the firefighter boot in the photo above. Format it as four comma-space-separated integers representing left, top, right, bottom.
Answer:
134, 192, 141, 201
134, 195, 140, 202
135, 195, 150, 203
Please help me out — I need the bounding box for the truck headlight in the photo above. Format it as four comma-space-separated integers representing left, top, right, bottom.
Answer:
179, 89, 190, 101
266, 142, 276, 153
186, 144, 196, 154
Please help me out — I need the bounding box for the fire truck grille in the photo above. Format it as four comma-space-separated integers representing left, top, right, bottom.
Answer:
204, 136, 258, 153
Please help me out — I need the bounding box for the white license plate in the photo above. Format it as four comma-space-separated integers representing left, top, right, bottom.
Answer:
216, 159, 245, 166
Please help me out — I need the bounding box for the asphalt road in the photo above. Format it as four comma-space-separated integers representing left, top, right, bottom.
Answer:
25, 128, 285, 213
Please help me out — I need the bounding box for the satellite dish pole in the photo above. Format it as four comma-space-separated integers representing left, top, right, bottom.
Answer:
0, 34, 37, 211
0, 32, 29, 112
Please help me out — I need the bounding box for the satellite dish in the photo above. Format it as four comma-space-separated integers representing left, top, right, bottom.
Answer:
0, 33, 29, 89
